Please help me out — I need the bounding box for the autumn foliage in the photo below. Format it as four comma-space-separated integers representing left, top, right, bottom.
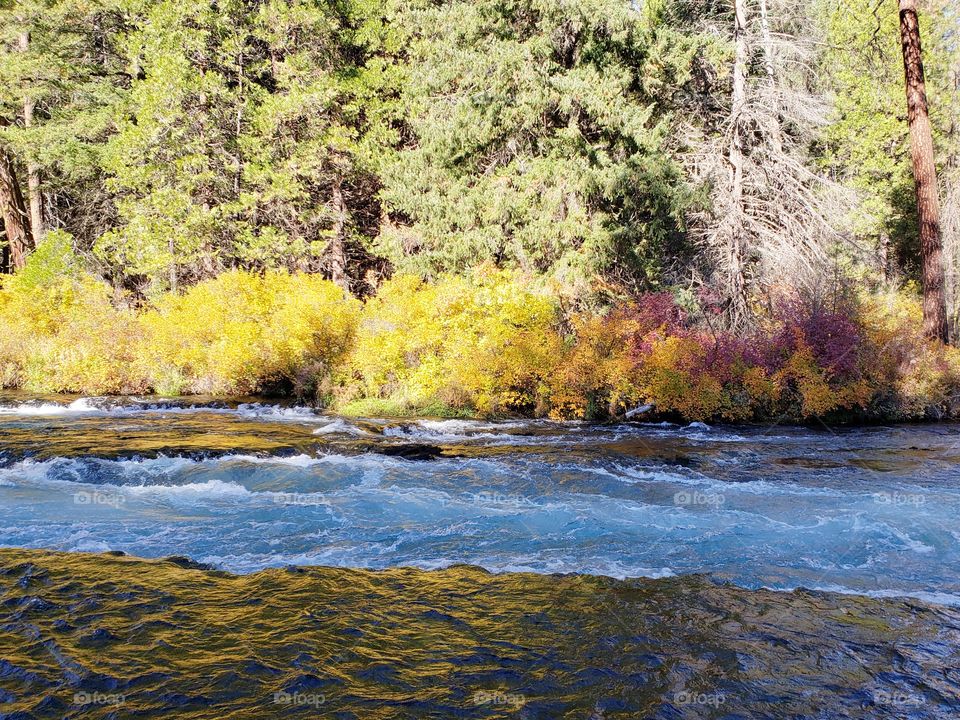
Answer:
1, 238, 958, 422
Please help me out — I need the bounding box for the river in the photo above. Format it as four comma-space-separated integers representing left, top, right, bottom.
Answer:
0, 396, 958, 717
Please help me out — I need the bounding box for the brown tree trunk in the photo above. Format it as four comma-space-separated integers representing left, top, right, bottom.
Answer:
0, 146, 33, 271
329, 182, 349, 292
898, 0, 948, 342
19, 31, 43, 237
1, 227, 8, 273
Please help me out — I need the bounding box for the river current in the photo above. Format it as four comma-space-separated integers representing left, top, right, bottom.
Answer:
0, 396, 959, 717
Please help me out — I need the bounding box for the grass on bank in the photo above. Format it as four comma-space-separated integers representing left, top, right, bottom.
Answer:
2, 233, 959, 422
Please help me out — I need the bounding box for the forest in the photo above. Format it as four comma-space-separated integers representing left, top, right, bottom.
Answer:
1, 0, 959, 421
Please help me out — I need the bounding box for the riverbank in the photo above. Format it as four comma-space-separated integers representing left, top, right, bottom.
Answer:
3, 246, 960, 424
1, 548, 958, 719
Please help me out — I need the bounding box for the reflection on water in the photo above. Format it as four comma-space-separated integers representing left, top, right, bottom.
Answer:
1, 549, 959, 719
2, 396, 960, 717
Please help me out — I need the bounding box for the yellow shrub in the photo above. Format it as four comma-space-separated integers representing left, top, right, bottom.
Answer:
0, 233, 143, 394
344, 268, 563, 416
25, 283, 144, 394
774, 344, 837, 417
138, 270, 360, 395
741, 366, 779, 413
859, 288, 960, 418
4, 242, 960, 425
547, 312, 640, 420
640, 335, 726, 421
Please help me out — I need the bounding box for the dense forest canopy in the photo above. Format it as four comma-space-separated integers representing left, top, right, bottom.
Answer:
0, 0, 958, 313
2, 0, 960, 422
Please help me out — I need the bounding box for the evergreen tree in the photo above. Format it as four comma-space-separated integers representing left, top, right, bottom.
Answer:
97, 0, 398, 295
376, 0, 697, 302
818, 0, 955, 281
0, 0, 129, 256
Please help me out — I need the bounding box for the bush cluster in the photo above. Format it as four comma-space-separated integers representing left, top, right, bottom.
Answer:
2, 237, 958, 422
0, 235, 360, 397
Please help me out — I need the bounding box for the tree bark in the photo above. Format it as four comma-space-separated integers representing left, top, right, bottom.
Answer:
757, 0, 775, 79
898, 0, 948, 342
0, 146, 34, 271
725, 0, 750, 325
329, 182, 349, 292
18, 31, 43, 237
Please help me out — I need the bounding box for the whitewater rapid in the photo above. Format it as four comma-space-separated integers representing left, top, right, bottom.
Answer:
1, 396, 959, 605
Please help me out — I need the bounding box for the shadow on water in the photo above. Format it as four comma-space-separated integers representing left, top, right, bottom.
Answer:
1, 550, 959, 719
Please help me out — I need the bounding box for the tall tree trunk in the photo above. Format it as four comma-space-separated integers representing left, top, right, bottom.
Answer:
725, 0, 750, 325
898, 0, 948, 342
18, 31, 43, 237
944, 63, 958, 333
328, 182, 349, 292
0, 146, 33, 271
757, 0, 775, 79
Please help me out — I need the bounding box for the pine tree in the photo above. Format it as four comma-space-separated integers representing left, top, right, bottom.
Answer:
96, 0, 397, 295
376, 0, 697, 302
898, 0, 948, 341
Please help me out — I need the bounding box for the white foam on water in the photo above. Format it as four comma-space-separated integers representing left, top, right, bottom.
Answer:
606, 462, 712, 487
234, 403, 322, 421
0, 457, 175, 487
121, 478, 254, 500
0, 452, 396, 488
768, 583, 960, 607
419, 419, 530, 433
0, 398, 103, 416
312, 419, 371, 436
0, 397, 330, 423
217, 453, 327, 467
71, 538, 114, 553
379, 418, 564, 444
606, 461, 847, 498
406, 555, 677, 580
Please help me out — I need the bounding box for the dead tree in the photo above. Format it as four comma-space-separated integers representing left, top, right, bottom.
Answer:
682, 0, 853, 327
723, 0, 751, 325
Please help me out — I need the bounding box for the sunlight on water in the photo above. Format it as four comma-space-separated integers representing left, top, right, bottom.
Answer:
2, 397, 960, 717
1, 396, 960, 604
1, 549, 959, 718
